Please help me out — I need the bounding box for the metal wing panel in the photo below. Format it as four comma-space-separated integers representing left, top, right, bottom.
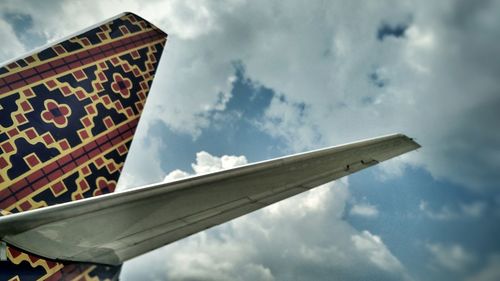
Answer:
0, 134, 420, 265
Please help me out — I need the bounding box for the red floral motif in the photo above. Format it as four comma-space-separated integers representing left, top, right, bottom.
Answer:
41, 99, 71, 128
111, 74, 132, 98
94, 177, 117, 196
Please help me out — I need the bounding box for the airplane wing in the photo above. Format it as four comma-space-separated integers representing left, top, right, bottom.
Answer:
0, 133, 419, 265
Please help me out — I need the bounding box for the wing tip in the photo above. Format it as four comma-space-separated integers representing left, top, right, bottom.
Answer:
396, 133, 422, 150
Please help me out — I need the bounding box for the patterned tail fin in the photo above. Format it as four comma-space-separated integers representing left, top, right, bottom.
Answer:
0, 12, 166, 213
0, 12, 166, 280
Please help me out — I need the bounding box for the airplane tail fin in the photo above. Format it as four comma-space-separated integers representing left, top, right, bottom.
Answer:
0, 12, 167, 280
0, 12, 167, 213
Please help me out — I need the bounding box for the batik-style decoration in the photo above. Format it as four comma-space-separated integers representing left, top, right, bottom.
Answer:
0, 12, 167, 281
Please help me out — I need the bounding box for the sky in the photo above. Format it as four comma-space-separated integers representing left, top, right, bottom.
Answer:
1, 0, 500, 280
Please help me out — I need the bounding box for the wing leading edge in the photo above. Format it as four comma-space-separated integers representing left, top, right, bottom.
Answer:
0, 134, 420, 265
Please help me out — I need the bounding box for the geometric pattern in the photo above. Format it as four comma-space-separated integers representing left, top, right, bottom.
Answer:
0, 12, 167, 280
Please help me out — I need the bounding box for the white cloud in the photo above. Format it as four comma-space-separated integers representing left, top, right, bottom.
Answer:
419, 201, 457, 221
426, 243, 475, 272
163, 169, 191, 183
162, 151, 248, 183
191, 151, 247, 175
117, 137, 166, 190
162, 232, 275, 281
350, 202, 379, 218
419, 200, 486, 221
375, 153, 420, 181
406, 25, 435, 50
121, 152, 411, 281
460, 201, 487, 218
0, 18, 26, 63
352, 230, 403, 273
265, 181, 335, 219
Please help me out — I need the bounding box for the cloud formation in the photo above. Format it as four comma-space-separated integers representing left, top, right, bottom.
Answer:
352, 231, 403, 273
426, 243, 475, 272
2, 1, 499, 280
350, 202, 380, 218
122, 151, 410, 280
0, 17, 25, 62
419, 200, 486, 220
3, 0, 498, 191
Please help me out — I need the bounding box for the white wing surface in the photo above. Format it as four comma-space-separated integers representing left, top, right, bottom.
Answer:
0, 134, 420, 265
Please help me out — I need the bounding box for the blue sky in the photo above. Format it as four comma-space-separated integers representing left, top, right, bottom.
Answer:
1, 1, 500, 280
